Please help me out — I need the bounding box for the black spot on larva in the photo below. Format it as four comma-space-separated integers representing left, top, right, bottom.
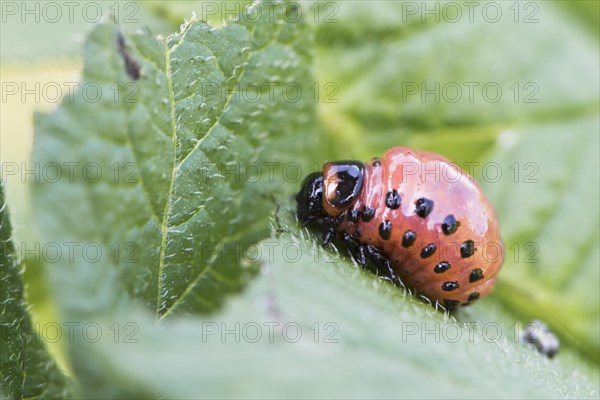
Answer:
442, 281, 460, 291
468, 292, 480, 302
469, 268, 484, 283
443, 299, 460, 310
402, 230, 416, 248
378, 221, 392, 240
372, 159, 381, 167
415, 198, 434, 218
420, 243, 437, 259
434, 261, 450, 273
362, 206, 375, 222
385, 189, 401, 209
117, 31, 141, 80
347, 208, 359, 223
442, 214, 460, 235
460, 240, 475, 258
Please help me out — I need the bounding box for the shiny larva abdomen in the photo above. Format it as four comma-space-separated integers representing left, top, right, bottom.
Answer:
337, 147, 503, 308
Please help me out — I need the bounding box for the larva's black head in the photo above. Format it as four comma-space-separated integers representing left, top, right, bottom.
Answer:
296, 161, 365, 227
296, 172, 324, 227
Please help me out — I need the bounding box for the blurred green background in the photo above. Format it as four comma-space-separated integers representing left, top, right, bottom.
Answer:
1, 1, 599, 398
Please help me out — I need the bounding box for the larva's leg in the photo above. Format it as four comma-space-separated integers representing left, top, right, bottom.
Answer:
365, 245, 401, 286
341, 232, 367, 267
322, 214, 344, 245
322, 216, 337, 245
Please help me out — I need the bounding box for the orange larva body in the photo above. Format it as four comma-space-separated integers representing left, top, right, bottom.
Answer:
296, 146, 504, 310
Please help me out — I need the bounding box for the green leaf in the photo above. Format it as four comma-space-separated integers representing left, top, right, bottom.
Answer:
0, 1, 179, 63
31, 0, 318, 320
310, 1, 599, 161
137, 1, 254, 34
480, 117, 600, 363
307, 0, 600, 366
0, 182, 75, 399
20, 0, 600, 396
65, 209, 599, 398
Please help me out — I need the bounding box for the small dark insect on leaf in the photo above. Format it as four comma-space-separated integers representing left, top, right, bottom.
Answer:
117, 31, 141, 80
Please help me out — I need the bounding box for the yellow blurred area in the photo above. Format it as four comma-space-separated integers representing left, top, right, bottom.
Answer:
1, 62, 82, 378
1, 63, 81, 163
